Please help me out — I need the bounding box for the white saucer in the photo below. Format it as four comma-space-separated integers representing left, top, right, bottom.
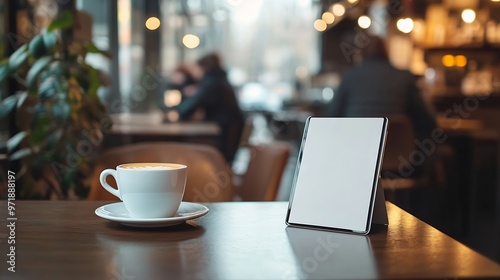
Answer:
95, 201, 209, 227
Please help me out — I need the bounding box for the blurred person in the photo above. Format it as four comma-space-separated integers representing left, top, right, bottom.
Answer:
325, 35, 437, 142
176, 53, 245, 163
325, 35, 438, 177
168, 64, 200, 97
159, 64, 200, 114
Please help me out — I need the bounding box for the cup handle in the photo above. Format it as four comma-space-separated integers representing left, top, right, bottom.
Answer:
100, 169, 121, 200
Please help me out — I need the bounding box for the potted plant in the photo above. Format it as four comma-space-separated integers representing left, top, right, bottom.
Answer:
0, 11, 111, 199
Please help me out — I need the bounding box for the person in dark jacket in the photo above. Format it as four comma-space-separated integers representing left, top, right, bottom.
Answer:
176, 53, 244, 164
325, 35, 436, 141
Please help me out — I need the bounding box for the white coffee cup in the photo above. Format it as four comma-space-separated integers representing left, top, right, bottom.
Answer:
100, 163, 187, 218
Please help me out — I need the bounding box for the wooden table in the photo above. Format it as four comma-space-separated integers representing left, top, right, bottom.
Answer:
105, 113, 220, 148
1, 201, 500, 279
111, 121, 220, 137
109, 113, 220, 136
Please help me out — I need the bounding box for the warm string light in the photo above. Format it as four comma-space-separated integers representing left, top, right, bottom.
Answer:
314, 2, 370, 33
314, 19, 327, 32
315, 3, 346, 31
442, 54, 455, 67
163, 90, 182, 107
145, 17, 160, 30
331, 3, 345, 17
322, 12, 335, 24
397, 18, 414, 33
358, 15, 371, 29
461, 9, 476, 23
442, 54, 467, 67
182, 34, 200, 49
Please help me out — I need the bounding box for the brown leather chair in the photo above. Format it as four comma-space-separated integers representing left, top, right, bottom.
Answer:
381, 116, 416, 189
380, 115, 418, 190
235, 141, 290, 201
379, 115, 431, 211
88, 142, 233, 202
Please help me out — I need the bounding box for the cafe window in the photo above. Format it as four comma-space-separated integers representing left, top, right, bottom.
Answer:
78, 0, 321, 113
159, 0, 321, 112
76, 0, 113, 107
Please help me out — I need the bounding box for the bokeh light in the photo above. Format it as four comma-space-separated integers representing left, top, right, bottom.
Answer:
322, 12, 335, 24
461, 9, 476, 23
145, 17, 161, 30
358, 15, 371, 29
396, 18, 414, 33
182, 34, 200, 49
163, 90, 182, 107
331, 4, 345, 17
442, 54, 455, 67
455, 55, 467, 67
166, 111, 179, 122
314, 19, 327, 32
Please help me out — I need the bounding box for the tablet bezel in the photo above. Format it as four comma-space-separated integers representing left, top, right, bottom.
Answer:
285, 117, 388, 235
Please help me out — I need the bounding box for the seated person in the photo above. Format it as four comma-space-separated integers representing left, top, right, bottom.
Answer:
176, 53, 244, 164
325, 35, 436, 142
325, 35, 437, 177
159, 64, 200, 114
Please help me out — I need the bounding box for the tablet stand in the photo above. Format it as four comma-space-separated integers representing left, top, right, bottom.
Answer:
371, 178, 388, 226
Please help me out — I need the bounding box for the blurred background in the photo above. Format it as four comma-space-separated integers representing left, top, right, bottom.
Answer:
1, 0, 500, 264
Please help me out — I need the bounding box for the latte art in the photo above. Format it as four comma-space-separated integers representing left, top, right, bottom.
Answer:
120, 163, 185, 170
124, 165, 173, 170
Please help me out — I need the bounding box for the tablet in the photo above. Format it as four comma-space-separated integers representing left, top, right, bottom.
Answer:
286, 117, 388, 234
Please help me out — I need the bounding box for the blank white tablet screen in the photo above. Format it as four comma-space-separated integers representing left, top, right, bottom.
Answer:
287, 117, 386, 233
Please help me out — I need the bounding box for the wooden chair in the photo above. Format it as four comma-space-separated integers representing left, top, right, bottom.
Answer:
88, 142, 233, 202
234, 141, 290, 201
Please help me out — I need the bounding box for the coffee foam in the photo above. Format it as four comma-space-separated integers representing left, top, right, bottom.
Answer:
120, 163, 184, 170
124, 166, 173, 170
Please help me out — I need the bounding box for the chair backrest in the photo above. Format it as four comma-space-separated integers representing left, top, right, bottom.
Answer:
382, 115, 416, 174
88, 142, 233, 202
238, 141, 290, 201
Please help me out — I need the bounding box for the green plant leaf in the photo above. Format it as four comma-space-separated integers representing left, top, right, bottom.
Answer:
16, 91, 28, 108
32, 103, 47, 116
52, 101, 71, 121
86, 42, 112, 58
6, 131, 27, 152
47, 11, 74, 32
0, 95, 18, 118
10, 147, 32, 161
28, 34, 47, 58
8, 44, 28, 70
0, 63, 9, 82
85, 65, 100, 98
26, 56, 52, 89
42, 32, 58, 50
39, 76, 57, 99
